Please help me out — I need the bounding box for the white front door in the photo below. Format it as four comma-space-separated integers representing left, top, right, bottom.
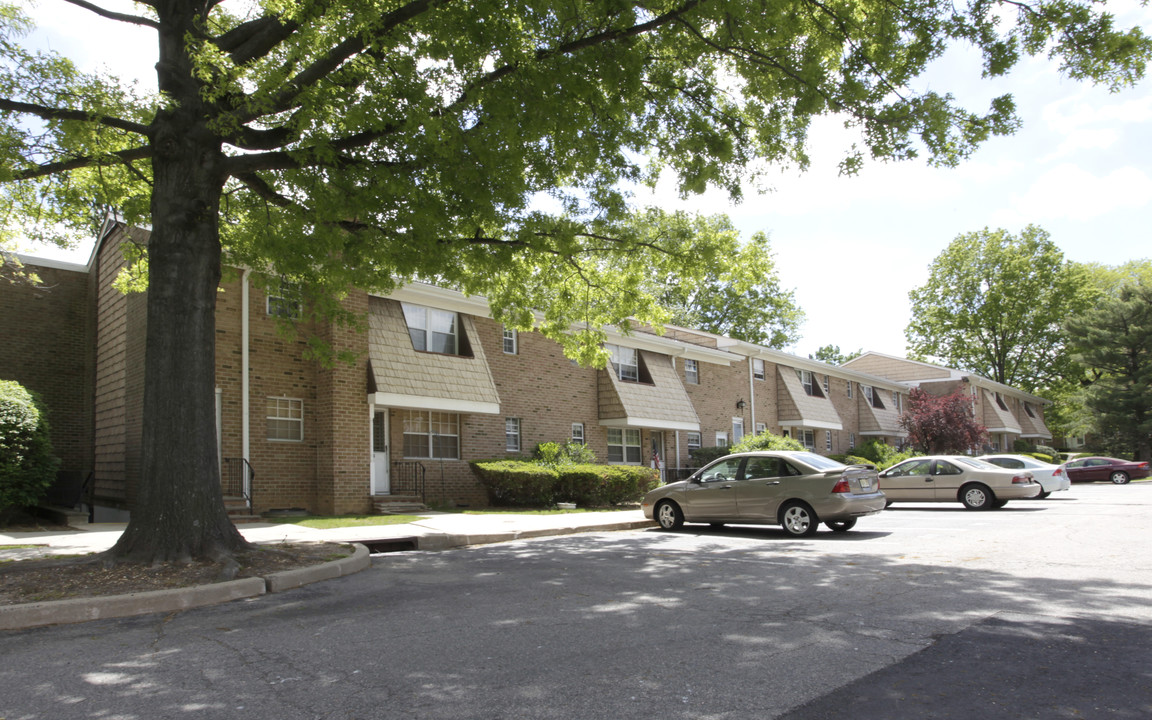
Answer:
372, 411, 390, 495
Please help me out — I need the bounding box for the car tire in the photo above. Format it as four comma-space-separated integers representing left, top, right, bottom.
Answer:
884, 500, 894, 508
709, 522, 725, 529
825, 518, 857, 533
779, 502, 819, 537
960, 483, 994, 510
1111, 471, 1130, 485
1036, 490, 1051, 499
991, 499, 1008, 509
655, 500, 684, 530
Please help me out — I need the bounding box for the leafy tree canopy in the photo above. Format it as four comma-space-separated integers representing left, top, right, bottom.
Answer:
642, 217, 803, 347
905, 225, 1094, 395
1, 0, 1148, 562
813, 345, 862, 366
1065, 276, 1152, 460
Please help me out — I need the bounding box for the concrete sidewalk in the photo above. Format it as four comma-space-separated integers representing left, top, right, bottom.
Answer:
1, 509, 655, 559
0, 510, 656, 631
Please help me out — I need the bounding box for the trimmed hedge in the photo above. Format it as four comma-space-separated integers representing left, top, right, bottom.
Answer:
0, 380, 59, 515
470, 460, 659, 507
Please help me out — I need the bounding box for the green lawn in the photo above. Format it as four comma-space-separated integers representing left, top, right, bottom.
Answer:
270, 515, 426, 529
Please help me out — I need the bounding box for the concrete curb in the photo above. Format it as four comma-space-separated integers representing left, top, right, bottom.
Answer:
0, 543, 370, 632
265, 543, 371, 593
414, 519, 656, 550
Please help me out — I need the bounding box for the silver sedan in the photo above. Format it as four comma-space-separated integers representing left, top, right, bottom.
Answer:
879, 455, 1041, 509
642, 451, 886, 537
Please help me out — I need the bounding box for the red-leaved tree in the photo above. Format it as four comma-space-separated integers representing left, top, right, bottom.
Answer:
900, 387, 988, 454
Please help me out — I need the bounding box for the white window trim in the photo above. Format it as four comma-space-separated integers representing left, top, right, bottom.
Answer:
686, 432, 702, 450
571, 422, 585, 445
402, 302, 459, 354
732, 417, 744, 444
402, 410, 461, 460
606, 343, 640, 382
826, 430, 832, 451
505, 417, 521, 452
503, 326, 518, 355
266, 282, 302, 319
715, 432, 729, 448
607, 427, 642, 464
847, 381, 853, 398
753, 358, 765, 380
266, 397, 304, 442
755, 422, 766, 434
684, 358, 699, 384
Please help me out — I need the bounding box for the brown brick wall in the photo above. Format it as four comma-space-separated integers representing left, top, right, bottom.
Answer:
0, 261, 94, 473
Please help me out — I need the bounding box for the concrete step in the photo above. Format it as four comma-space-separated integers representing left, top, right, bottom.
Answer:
371, 496, 427, 515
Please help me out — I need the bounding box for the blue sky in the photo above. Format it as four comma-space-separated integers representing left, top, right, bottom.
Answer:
19, 1, 1152, 361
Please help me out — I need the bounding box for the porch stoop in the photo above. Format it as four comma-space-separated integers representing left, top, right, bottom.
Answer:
372, 495, 428, 515
224, 496, 262, 524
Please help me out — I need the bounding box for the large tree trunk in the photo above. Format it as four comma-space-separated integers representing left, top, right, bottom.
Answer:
109, 1, 248, 563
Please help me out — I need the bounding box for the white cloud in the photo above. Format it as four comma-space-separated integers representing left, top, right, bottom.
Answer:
991, 164, 1152, 225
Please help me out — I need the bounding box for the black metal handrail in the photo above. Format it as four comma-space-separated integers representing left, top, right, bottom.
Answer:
664, 467, 698, 482
390, 460, 426, 502
222, 457, 255, 513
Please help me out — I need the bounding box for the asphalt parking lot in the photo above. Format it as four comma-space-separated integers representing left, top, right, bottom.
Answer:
1, 483, 1149, 719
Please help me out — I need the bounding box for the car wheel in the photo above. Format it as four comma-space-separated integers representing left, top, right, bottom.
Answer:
991, 499, 1008, 509
709, 522, 725, 529
655, 500, 684, 530
779, 502, 819, 537
960, 483, 993, 510
825, 518, 857, 533
1036, 490, 1051, 499
1111, 471, 1130, 485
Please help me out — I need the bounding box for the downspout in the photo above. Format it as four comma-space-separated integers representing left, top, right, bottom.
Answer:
748, 356, 757, 431
241, 270, 251, 471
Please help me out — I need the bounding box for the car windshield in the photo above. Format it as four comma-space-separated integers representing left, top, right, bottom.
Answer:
790, 452, 846, 471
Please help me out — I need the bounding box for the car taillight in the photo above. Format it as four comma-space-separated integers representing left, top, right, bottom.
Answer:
831, 480, 851, 494
1053, 467, 1064, 476
1138, 463, 1149, 470
1012, 474, 1032, 484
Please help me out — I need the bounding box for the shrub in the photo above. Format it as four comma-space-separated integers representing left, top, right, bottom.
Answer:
0, 380, 59, 516
732, 430, 805, 453
470, 459, 657, 507
469, 460, 560, 506
1027, 452, 1056, 463
1012, 438, 1032, 452
533, 440, 597, 467
689, 445, 730, 466
851, 440, 914, 469
1035, 445, 1059, 457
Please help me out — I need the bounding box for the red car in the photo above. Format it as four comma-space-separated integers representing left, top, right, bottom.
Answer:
1062, 456, 1150, 485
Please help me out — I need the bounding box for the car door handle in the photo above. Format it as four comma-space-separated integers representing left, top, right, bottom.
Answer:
763, 481, 780, 485
923, 478, 934, 482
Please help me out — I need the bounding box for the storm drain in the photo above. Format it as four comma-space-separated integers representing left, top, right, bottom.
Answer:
362, 537, 419, 554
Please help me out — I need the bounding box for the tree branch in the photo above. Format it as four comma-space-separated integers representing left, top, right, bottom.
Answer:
0, 99, 150, 136
13, 146, 153, 181
61, 0, 159, 29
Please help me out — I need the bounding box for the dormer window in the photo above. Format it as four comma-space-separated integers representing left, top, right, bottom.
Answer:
797, 369, 825, 397
606, 344, 639, 382
862, 385, 886, 409
995, 392, 1010, 411
402, 303, 458, 354
1024, 402, 1037, 418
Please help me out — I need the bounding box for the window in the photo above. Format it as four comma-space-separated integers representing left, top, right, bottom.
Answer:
995, 392, 1010, 411
402, 410, 460, 459
684, 358, 699, 384
796, 369, 824, 397
571, 422, 585, 445
863, 384, 873, 404
267, 281, 302, 319
753, 358, 765, 380
755, 422, 766, 434
505, 418, 521, 452
826, 430, 832, 451
715, 432, 729, 447
686, 432, 701, 451
847, 381, 853, 398
862, 385, 886, 409
1024, 402, 1037, 418
823, 375, 830, 394
606, 344, 639, 382
607, 428, 642, 464
801, 429, 815, 450
849, 433, 855, 449
402, 303, 458, 354
502, 327, 518, 355
267, 397, 303, 441
732, 417, 744, 444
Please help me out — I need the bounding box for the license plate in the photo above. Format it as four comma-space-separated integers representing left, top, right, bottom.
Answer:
860, 480, 873, 491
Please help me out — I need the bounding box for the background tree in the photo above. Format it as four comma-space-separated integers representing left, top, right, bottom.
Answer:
900, 387, 988, 454
813, 345, 862, 366
644, 218, 803, 347
906, 226, 1093, 395
1065, 277, 1152, 461
1, 1, 1148, 563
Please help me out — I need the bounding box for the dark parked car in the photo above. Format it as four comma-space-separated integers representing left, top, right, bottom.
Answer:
1061, 456, 1150, 484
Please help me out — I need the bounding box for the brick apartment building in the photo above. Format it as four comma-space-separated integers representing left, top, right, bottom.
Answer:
2, 220, 1052, 521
